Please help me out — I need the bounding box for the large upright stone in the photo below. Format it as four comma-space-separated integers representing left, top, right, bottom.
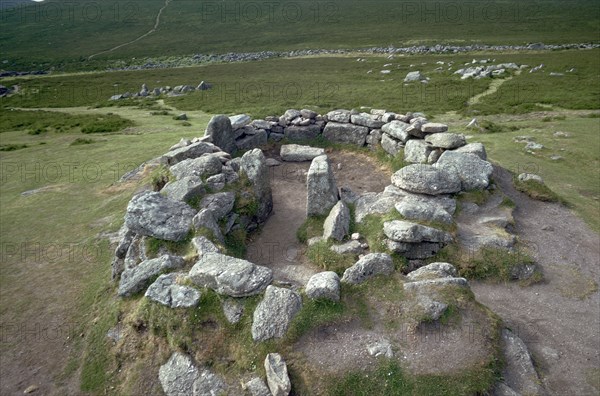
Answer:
240, 149, 273, 223
306, 155, 339, 216
125, 192, 196, 241
323, 122, 369, 146
252, 286, 302, 341
205, 115, 236, 153
323, 200, 350, 241
391, 164, 462, 195
265, 353, 292, 396
434, 151, 493, 190
189, 253, 272, 297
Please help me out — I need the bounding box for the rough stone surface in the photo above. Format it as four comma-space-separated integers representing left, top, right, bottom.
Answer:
118, 255, 185, 297
341, 253, 394, 284
280, 144, 325, 162
386, 240, 444, 259
384, 185, 457, 214
252, 286, 302, 341
501, 328, 545, 396
161, 142, 215, 166
404, 70, 426, 82
518, 173, 544, 183
406, 262, 458, 281
145, 273, 201, 308
306, 155, 339, 216
199, 192, 235, 220
402, 277, 469, 291
170, 155, 223, 180
382, 121, 411, 142
395, 200, 453, 224
193, 369, 228, 396
404, 139, 433, 163
421, 123, 448, 133
158, 352, 199, 396
323, 201, 350, 241
353, 192, 398, 222
205, 114, 236, 153
384, 220, 453, 243
351, 113, 385, 128
191, 236, 220, 256
230, 114, 252, 130
425, 132, 466, 149
236, 129, 268, 150
264, 353, 291, 396
125, 192, 196, 241
330, 240, 365, 255
323, 122, 369, 146
244, 377, 272, 396
326, 109, 351, 123
241, 149, 273, 223
284, 125, 321, 140
192, 209, 224, 243
391, 164, 462, 195
222, 299, 245, 324
435, 151, 494, 190
189, 253, 273, 297
380, 133, 404, 156
305, 271, 340, 301
161, 176, 205, 203
367, 340, 394, 358
454, 142, 487, 160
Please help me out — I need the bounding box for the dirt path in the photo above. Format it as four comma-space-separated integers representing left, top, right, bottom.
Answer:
471, 166, 600, 395
467, 70, 521, 106
246, 149, 390, 286
88, 0, 172, 59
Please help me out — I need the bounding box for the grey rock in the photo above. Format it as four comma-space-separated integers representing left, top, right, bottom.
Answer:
402, 277, 468, 291
510, 263, 538, 281
158, 352, 199, 396
383, 220, 452, 243
420, 123, 448, 133
351, 113, 385, 128
269, 132, 285, 142
252, 286, 302, 341
339, 186, 359, 205
306, 155, 339, 216
265, 353, 291, 396
118, 255, 185, 297
391, 164, 462, 195
199, 192, 235, 220
404, 139, 433, 163
385, 240, 444, 259
301, 109, 318, 119
161, 176, 205, 203
501, 328, 544, 396
305, 271, 340, 301
145, 273, 201, 308
341, 253, 394, 284
323, 122, 369, 146
395, 200, 453, 224
518, 173, 544, 183
434, 151, 494, 190
367, 339, 394, 358
283, 109, 302, 122
326, 109, 351, 123
222, 298, 245, 324
406, 262, 458, 281
323, 201, 350, 241
193, 369, 227, 396
493, 382, 520, 396
160, 142, 216, 166
244, 377, 272, 396
425, 133, 466, 149
330, 240, 365, 255
454, 142, 487, 160
192, 209, 224, 243
280, 144, 325, 162
353, 192, 397, 223
381, 133, 403, 156
416, 294, 448, 321
524, 142, 544, 151
230, 114, 252, 130
284, 124, 321, 140
241, 149, 273, 223
205, 114, 236, 153
236, 129, 268, 150
123, 234, 148, 270
383, 185, 457, 214
189, 253, 273, 297
266, 158, 281, 167
125, 192, 195, 241
205, 173, 226, 191
170, 155, 223, 180
382, 121, 411, 142
191, 236, 221, 256
404, 70, 426, 82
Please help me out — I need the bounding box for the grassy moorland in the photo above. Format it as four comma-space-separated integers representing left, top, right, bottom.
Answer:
0, 0, 599, 70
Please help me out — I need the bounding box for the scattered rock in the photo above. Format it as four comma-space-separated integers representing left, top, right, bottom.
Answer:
23, 385, 39, 394
518, 173, 544, 184
404, 70, 426, 82
341, 253, 394, 284
159, 352, 198, 396
323, 201, 350, 241
189, 253, 273, 297
118, 255, 185, 297
367, 339, 394, 358
205, 114, 236, 153
145, 273, 201, 308
252, 286, 302, 341
305, 271, 341, 301
406, 262, 458, 281
280, 144, 325, 162
222, 298, 245, 324
244, 377, 272, 396
525, 142, 544, 151
264, 353, 292, 396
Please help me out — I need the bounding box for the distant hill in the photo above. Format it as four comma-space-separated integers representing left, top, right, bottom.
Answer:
0, 0, 598, 70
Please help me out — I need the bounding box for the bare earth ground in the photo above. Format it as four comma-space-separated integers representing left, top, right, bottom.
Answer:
471, 166, 600, 395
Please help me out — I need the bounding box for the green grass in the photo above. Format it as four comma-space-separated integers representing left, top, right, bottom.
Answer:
0, 143, 28, 151
306, 240, 357, 275
514, 177, 566, 203
1, 0, 598, 71
296, 215, 327, 243
70, 137, 96, 146
0, 108, 134, 134
286, 298, 346, 342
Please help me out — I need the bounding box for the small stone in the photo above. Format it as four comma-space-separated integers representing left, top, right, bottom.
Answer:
264, 353, 291, 396
351, 233, 361, 240
24, 385, 39, 394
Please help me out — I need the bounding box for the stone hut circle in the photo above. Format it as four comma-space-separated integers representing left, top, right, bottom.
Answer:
110, 107, 543, 395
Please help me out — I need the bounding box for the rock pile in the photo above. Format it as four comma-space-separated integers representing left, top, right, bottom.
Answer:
110, 81, 211, 100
